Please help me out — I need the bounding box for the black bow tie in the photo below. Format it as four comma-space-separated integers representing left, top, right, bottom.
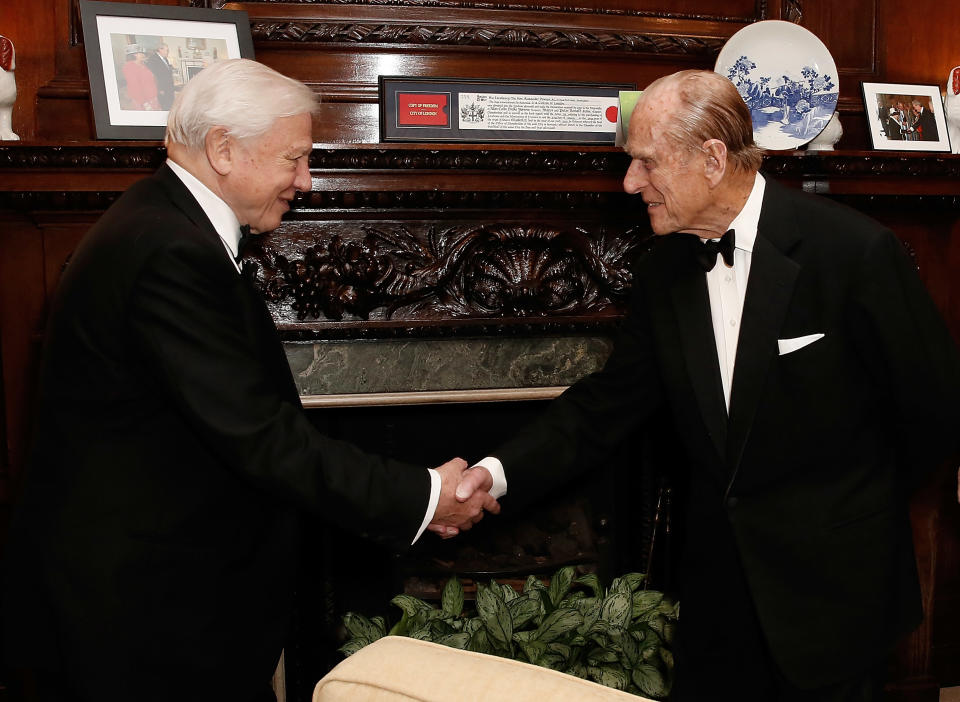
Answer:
696, 229, 735, 272
235, 224, 252, 264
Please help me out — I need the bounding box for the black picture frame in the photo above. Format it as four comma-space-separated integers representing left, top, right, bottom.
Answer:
79, 0, 254, 140
860, 81, 951, 152
379, 77, 635, 145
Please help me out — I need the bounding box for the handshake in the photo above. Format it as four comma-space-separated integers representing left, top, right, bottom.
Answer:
427, 458, 499, 539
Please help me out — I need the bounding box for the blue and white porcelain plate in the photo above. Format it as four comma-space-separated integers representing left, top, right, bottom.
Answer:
715, 20, 839, 150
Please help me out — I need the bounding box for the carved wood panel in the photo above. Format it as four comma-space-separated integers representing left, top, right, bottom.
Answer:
247, 215, 649, 331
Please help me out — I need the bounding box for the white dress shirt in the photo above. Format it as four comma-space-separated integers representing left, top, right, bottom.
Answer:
477, 172, 767, 495
166, 159, 441, 543
705, 171, 764, 411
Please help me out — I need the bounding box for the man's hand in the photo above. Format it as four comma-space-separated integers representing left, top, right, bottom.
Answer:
455, 465, 493, 502
427, 459, 499, 539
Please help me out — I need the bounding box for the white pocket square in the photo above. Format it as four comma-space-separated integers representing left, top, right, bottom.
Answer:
778, 333, 825, 356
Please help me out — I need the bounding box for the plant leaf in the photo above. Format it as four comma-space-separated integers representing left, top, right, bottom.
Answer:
662, 620, 677, 646
536, 607, 583, 643
548, 566, 575, 606
617, 629, 640, 669
632, 663, 669, 698
441, 576, 464, 618
578, 598, 603, 635
592, 664, 629, 691
462, 618, 482, 636
468, 627, 493, 655
391, 594, 430, 618
507, 595, 541, 630
538, 651, 567, 670
342, 612, 384, 642
477, 583, 514, 647
657, 599, 679, 619
430, 619, 457, 637
647, 613, 669, 639
499, 582, 519, 602
632, 590, 665, 619
600, 591, 632, 628
620, 572, 647, 592
574, 573, 602, 598
438, 632, 471, 650
523, 574, 546, 593
389, 611, 409, 636
546, 642, 572, 667
370, 616, 387, 637
519, 639, 546, 664
660, 647, 674, 671
410, 626, 433, 641
587, 647, 620, 665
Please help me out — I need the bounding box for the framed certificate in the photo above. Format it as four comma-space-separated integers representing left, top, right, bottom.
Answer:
379, 77, 635, 145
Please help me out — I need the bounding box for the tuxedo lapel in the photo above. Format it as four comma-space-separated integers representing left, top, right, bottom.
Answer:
154, 164, 235, 273
726, 182, 801, 483
671, 253, 728, 463
156, 163, 301, 404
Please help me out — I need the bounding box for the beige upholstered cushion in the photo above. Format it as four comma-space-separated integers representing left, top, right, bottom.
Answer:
313, 636, 652, 702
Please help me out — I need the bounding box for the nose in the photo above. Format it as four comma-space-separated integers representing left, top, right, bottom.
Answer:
293, 157, 312, 194
622, 159, 648, 194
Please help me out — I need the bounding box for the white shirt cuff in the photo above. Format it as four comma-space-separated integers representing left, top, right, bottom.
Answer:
412, 468, 441, 545
473, 457, 507, 499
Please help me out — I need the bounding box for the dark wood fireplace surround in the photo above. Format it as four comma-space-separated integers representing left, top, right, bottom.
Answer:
1, 1, 959, 699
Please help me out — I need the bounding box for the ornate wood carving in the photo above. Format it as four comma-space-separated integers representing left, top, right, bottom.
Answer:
250, 20, 727, 54
7, 144, 960, 180
246, 222, 646, 323
223, 0, 763, 23
762, 152, 960, 179
0, 145, 165, 170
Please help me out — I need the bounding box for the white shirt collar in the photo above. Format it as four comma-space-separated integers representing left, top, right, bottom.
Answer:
166, 158, 243, 264
724, 171, 765, 254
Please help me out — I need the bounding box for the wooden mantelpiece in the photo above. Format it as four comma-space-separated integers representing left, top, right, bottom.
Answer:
4, 143, 960, 195
1, 145, 959, 699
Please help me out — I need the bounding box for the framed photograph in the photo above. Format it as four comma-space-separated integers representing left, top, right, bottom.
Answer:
861, 82, 951, 152
79, 0, 254, 140
379, 77, 634, 145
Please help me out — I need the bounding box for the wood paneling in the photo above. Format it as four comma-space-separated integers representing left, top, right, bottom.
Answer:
882, 1, 960, 88
0, 0, 58, 142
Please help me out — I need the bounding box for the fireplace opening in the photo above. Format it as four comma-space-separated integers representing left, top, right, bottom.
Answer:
281, 399, 680, 699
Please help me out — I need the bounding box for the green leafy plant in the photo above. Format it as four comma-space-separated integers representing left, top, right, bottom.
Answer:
339, 568, 678, 699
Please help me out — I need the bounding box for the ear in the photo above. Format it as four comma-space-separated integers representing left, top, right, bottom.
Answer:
701, 139, 727, 186
204, 126, 234, 177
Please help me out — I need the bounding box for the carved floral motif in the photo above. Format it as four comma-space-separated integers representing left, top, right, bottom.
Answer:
247, 223, 647, 322
203, 0, 763, 23
250, 21, 727, 54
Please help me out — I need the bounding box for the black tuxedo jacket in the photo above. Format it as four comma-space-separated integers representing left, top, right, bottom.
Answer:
3, 165, 430, 700
144, 52, 175, 110
494, 177, 960, 687
915, 107, 940, 141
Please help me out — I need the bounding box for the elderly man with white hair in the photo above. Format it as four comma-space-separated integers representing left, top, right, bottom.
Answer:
2, 59, 497, 702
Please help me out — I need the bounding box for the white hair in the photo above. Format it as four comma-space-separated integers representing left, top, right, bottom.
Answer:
165, 58, 317, 150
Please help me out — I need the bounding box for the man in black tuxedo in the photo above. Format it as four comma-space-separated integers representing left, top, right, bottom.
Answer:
454, 70, 960, 700
910, 98, 940, 141
2, 59, 496, 702
145, 42, 176, 110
